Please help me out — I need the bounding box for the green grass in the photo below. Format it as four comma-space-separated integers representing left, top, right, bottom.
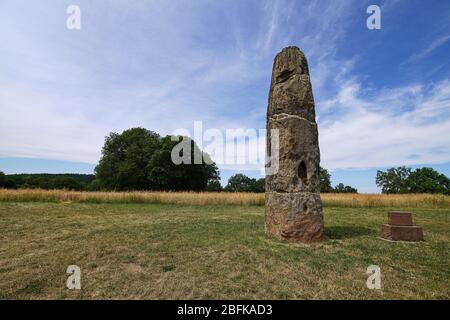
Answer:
0, 202, 448, 299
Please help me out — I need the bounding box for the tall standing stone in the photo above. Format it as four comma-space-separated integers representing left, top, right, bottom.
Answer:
265, 46, 325, 243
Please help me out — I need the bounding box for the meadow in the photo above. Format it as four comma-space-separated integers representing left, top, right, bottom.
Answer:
0, 190, 449, 299
1, 188, 450, 208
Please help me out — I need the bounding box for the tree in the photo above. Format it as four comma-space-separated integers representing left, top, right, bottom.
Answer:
334, 183, 345, 193
343, 185, 358, 193
319, 167, 357, 193
376, 166, 411, 194
52, 176, 82, 190
95, 128, 161, 190
206, 179, 222, 192
406, 167, 450, 195
0, 171, 5, 187
224, 174, 255, 192
146, 135, 220, 191
95, 128, 220, 191
87, 179, 102, 191
251, 178, 265, 193
319, 167, 333, 193
334, 183, 358, 193
223, 175, 265, 192
376, 166, 450, 194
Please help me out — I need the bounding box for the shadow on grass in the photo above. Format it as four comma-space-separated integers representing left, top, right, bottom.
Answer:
325, 226, 376, 239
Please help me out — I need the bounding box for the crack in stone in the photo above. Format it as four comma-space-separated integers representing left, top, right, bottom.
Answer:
275, 69, 300, 84
268, 113, 316, 125
266, 191, 321, 196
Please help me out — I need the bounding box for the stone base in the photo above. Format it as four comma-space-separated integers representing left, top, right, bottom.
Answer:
380, 224, 423, 241
265, 192, 325, 243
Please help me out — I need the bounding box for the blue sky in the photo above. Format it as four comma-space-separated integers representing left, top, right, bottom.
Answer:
1, 0, 450, 193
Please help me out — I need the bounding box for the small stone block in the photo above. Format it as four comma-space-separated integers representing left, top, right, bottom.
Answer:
380, 224, 423, 241
388, 211, 413, 226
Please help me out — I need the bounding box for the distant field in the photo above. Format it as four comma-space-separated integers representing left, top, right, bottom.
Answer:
0, 201, 448, 299
1, 189, 450, 208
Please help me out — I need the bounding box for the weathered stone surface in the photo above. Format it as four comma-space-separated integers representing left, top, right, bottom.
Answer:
380, 224, 423, 241
268, 47, 315, 122
268, 74, 316, 122
266, 116, 320, 193
265, 46, 324, 243
271, 46, 310, 79
380, 211, 423, 241
266, 192, 324, 242
388, 211, 413, 226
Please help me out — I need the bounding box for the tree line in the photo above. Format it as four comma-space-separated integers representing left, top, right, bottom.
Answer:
217, 169, 357, 193
0, 173, 95, 190
1, 128, 448, 194
376, 166, 450, 195
0, 169, 356, 193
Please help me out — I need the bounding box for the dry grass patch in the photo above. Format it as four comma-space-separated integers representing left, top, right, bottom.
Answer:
0, 202, 448, 299
1, 189, 450, 208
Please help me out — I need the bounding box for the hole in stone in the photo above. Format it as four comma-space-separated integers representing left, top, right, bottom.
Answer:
277, 69, 294, 83
303, 203, 307, 212
298, 161, 307, 184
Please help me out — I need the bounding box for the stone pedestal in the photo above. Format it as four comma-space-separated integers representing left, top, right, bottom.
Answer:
380, 211, 423, 241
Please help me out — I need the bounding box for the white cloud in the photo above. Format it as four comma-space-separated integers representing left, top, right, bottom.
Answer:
319, 79, 450, 169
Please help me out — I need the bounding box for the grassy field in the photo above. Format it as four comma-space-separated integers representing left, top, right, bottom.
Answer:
0, 200, 448, 299
1, 188, 450, 208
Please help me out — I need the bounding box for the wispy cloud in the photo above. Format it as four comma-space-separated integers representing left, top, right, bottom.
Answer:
401, 34, 450, 67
